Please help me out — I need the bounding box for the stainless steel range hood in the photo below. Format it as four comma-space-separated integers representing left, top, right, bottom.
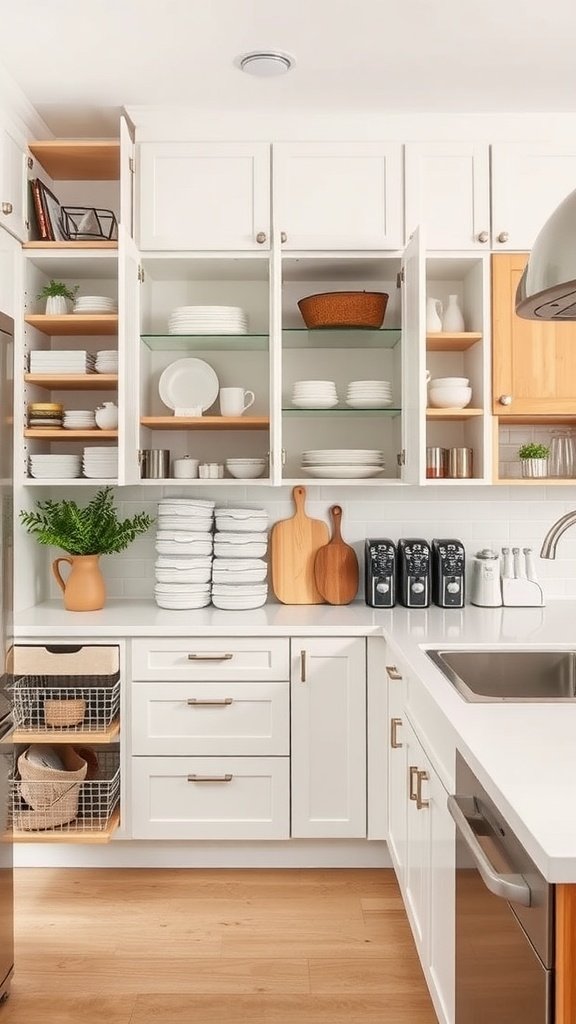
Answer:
515, 187, 576, 320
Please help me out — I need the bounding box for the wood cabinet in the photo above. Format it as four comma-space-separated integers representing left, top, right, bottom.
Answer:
290, 637, 366, 838
273, 142, 404, 250
492, 253, 576, 416
137, 142, 271, 250
491, 143, 576, 251
0, 123, 28, 242
405, 142, 490, 250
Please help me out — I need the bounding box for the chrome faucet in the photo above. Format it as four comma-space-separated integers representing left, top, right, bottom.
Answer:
540, 509, 576, 558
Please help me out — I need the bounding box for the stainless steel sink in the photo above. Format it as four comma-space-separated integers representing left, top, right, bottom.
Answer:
426, 649, 576, 702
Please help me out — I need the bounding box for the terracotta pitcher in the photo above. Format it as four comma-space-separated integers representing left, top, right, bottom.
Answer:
52, 554, 106, 611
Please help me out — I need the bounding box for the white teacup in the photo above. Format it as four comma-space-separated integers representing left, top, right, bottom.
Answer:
220, 387, 255, 417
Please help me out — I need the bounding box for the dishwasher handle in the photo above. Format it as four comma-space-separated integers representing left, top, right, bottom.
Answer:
447, 794, 532, 908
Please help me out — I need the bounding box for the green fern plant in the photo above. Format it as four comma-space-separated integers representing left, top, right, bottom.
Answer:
37, 279, 79, 302
20, 487, 154, 555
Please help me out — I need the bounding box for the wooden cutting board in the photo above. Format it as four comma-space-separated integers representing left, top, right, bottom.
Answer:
314, 505, 359, 605
270, 486, 329, 604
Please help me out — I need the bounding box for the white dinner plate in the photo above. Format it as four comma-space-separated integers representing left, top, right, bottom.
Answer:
346, 399, 394, 409
302, 465, 386, 478
158, 358, 219, 413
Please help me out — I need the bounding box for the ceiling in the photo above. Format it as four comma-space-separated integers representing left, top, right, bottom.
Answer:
3, 0, 576, 136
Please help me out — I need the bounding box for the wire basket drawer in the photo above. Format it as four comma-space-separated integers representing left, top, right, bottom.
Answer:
11, 750, 120, 833
10, 679, 120, 732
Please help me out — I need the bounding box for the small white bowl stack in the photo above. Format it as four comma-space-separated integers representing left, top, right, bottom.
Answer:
154, 499, 215, 610
63, 410, 96, 431
212, 508, 269, 609
346, 380, 393, 408
291, 380, 338, 409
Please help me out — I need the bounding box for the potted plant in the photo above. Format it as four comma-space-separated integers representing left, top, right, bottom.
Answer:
518, 442, 550, 479
20, 487, 153, 611
37, 279, 79, 315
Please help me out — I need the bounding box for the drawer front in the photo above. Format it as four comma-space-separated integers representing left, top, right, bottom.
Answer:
131, 638, 289, 681
131, 757, 290, 839
131, 681, 289, 756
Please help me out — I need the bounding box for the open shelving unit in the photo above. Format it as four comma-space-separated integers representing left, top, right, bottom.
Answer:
25, 373, 118, 391
25, 314, 118, 335
140, 416, 268, 431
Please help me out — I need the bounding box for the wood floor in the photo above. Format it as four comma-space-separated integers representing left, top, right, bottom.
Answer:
7, 867, 437, 1023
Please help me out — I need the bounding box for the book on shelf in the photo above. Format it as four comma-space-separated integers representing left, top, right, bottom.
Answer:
30, 179, 52, 241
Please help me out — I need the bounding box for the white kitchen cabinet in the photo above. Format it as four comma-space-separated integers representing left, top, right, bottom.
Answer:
137, 142, 271, 250
0, 123, 28, 242
387, 662, 408, 878
428, 760, 455, 1024
405, 142, 490, 250
0, 226, 19, 318
403, 718, 431, 952
273, 142, 404, 250
367, 637, 388, 839
491, 142, 576, 251
131, 636, 289, 681
290, 637, 366, 838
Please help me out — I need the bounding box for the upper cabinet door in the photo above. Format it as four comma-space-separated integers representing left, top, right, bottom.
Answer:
491, 143, 576, 251
273, 142, 404, 250
0, 124, 28, 243
401, 227, 425, 484
137, 142, 271, 250
405, 142, 490, 250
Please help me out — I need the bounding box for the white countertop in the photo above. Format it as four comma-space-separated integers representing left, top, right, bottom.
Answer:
13, 598, 576, 882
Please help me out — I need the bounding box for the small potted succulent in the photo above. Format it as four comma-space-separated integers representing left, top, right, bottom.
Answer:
518, 442, 550, 479
37, 279, 79, 315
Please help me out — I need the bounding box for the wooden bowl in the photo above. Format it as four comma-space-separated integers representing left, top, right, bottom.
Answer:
298, 291, 389, 329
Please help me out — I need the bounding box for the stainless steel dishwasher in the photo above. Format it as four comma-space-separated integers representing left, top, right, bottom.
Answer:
448, 752, 554, 1024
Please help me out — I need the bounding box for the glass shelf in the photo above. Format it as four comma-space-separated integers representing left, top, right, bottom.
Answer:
282, 407, 401, 417
283, 328, 401, 349
141, 333, 269, 351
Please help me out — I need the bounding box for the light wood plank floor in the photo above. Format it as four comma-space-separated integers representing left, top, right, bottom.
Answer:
7, 868, 437, 1023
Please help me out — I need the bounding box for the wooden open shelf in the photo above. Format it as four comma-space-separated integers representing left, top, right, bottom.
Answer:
28, 140, 120, 180
25, 314, 118, 336
141, 416, 269, 431
23, 241, 118, 250
426, 408, 483, 420
12, 719, 120, 745
426, 332, 482, 351
12, 806, 120, 844
25, 373, 118, 391
24, 429, 118, 440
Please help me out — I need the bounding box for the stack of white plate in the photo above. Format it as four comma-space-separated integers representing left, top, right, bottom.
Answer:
82, 446, 118, 479
63, 410, 96, 430
211, 559, 268, 585
215, 508, 269, 533
346, 380, 393, 409
212, 507, 268, 608
154, 499, 215, 609
73, 296, 117, 315
212, 583, 268, 610
291, 380, 338, 409
168, 306, 248, 335
301, 450, 386, 479
29, 454, 81, 479
95, 350, 118, 374
29, 350, 96, 373
213, 532, 268, 559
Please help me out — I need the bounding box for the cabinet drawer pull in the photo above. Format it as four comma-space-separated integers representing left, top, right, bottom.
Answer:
1, 201, 13, 216
280, 231, 287, 243
300, 650, 307, 682
477, 230, 489, 243
416, 770, 429, 810
187, 653, 233, 662
256, 231, 267, 244
390, 717, 403, 749
187, 774, 233, 783
497, 231, 509, 244
386, 665, 402, 680
187, 698, 233, 707
409, 765, 419, 801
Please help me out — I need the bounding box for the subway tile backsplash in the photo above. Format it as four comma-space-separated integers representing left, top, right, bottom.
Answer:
45, 483, 576, 601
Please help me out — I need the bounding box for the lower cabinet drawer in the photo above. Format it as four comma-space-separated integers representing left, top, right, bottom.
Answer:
131, 638, 289, 681
131, 757, 290, 840
131, 681, 289, 756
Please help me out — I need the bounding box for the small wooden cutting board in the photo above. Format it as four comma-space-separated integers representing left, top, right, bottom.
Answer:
270, 486, 329, 604
314, 505, 359, 605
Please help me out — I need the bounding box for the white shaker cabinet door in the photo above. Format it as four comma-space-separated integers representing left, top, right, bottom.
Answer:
387, 668, 408, 881
0, 124, 27, 242
405, 142, 490, 250
273, 142, 403, 250
290, 637, 366, 838
403, 720, 431, 957
491, 143, 576, 251
137, 142, 270, 250
427, 764, 455, 1024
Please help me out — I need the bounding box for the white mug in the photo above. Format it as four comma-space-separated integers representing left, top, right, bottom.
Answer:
220, 387, 255, 417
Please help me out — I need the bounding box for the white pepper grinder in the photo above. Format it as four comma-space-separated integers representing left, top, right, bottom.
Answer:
470, 549, 502, 607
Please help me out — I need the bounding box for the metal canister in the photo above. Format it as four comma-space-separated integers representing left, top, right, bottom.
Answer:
426, 447, 448, 479
138, 449, 170, 479
447, 447, 474, 478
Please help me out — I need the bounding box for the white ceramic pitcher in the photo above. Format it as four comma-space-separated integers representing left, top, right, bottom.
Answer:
426, 297, 443, 333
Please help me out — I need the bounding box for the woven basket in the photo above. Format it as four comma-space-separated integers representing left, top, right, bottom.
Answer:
298, 291, 389, 329
16, 746, 87, 830
44, 697, 86, 728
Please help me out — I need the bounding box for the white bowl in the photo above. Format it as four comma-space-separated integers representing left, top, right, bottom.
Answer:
428, 386, 472, 409
226, 464, 267, 479
429, 377, 469, 387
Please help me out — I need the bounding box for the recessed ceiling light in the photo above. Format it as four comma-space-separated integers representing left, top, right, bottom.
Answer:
236, 51, 295, 77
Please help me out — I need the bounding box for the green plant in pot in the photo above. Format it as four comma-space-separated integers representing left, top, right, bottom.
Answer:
518, 442, 550, 479
37, 279, 79, 315
20, 488, 154, 611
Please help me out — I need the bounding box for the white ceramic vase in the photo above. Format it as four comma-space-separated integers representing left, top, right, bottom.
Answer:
45, 295, 70, 315
442, 294, 465, 332
426, 297, 443, 332
95, 402, 119, 430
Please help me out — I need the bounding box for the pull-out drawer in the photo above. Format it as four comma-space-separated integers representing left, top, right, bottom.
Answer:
131, 757, 290, 840
131, 681, 289, 756
131, 638, 289, 682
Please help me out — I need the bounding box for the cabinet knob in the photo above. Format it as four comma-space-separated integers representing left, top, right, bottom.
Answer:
1, 202, 13, 215
477, 231, 489, 243
385, 665, 402, 680
280, 231, 287, 243
497, 231, 509, 243
499, 394, 513, 406
256, 231, 267, 244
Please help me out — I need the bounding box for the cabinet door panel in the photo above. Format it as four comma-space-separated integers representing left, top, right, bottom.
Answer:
492, 143, 576, 251
387, 671, 407, 878
428, 766, 455, 1024
274, 142, 403, 250
405, 142, 490, 250
404, 721, 431, 954
291, 637, 366, 838
1, 126, 27, 242
492, 253, 576, 414
138, 142, 270, 250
